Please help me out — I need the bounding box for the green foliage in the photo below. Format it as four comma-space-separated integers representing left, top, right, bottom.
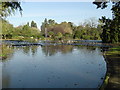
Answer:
40, 18, 102, 40
0, 1, 22, 18
48, 19, 56, 26
31, 21, 37, 28
55, 32, 63, 40
64, 33, 73, 39
2, 19, 41, 40
0, 44, 14, 60
73, 19, 101, 40
41, 19, 74, 40
93, 1, 120, 43
74, 30, 81, 39
106, 46, 120, 56
2, 17, 102, 41
48, 31, 54, 38
2, 19, 14, 39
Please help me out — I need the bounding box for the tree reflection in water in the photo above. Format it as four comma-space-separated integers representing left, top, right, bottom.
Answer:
0, 44, 14, 61
1, 44, 106, 88
41, 45, 73, 56
1, 44, 101, 61
0, 45, 39, 61
41, 45, 98, 56
14, 46, 38, 56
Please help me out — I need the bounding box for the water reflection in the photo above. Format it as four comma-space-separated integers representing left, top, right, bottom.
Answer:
2, 71, 10, 88
14, 46, 38, 56
0, 45, 14, 61
1, 45, 98, 60
1, 45, 39, 61
2, 45, 107, 88
42, 45, 73, 56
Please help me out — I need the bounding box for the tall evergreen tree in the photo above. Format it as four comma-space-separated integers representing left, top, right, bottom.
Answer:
31, 21, 37, 28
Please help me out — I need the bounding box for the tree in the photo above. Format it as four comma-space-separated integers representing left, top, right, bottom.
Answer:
48, 19, 56, 26
55, 32, 63, 40
41, 19, 73, 39
31, 21, 37, 28
0, 1, 22, 18
27, 22, 29, 26
93, 0, 120, 43
41, 18, 48, 35
48, 31, 54, 38
83, 17, 98, 28
2, 19, 14, 39
73, 30, 81, 39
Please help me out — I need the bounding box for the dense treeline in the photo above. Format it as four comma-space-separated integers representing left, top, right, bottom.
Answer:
1, 1, 120, 43
1, 18, 102, 41
2, 19, 41, 40
41, 18, 102, 40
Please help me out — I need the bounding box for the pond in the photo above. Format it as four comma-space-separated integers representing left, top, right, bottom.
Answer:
1, 44, 107, 88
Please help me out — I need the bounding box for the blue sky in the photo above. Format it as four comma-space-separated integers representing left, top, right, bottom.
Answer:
6, 2, 112, 29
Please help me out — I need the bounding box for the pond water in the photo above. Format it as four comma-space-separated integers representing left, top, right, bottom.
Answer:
1, 45, 107, 88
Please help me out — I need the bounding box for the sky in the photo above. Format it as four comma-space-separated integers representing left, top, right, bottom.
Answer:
6, 1, 112, 29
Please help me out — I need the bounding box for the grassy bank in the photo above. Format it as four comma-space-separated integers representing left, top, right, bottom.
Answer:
101, 46, 120, 89
0, 39, 19, 40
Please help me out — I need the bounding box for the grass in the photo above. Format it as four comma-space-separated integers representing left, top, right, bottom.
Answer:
101, 45, 120, 89
0, 54, 6, 57
106, 46, 120, 56
100, 75, 110, 90
0, 39, 19, 40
